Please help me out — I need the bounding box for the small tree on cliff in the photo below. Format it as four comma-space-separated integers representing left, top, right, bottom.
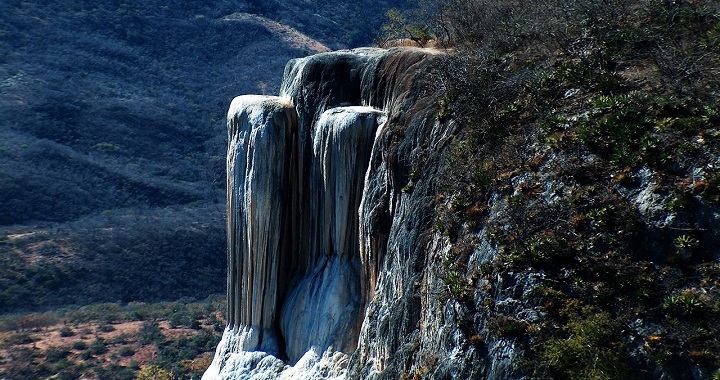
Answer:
379, 8, 434, 47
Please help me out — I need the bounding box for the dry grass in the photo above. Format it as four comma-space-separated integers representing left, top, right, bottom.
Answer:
0, 297, 225, 378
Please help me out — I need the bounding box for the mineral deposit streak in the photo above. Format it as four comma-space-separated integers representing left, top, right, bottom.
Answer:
204, 47, 438, 380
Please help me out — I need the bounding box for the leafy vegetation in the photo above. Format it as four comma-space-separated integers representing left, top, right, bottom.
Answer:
135, 365, 173, 380
0, 296, 225, 379
386, 0, 720, 378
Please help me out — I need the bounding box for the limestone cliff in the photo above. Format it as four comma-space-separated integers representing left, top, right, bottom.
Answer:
203, 47, 461, 379
205, 44, 720, 380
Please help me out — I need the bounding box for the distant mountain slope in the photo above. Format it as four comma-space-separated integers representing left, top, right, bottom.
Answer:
1, 1, 303, 225
0, 0, 405, 312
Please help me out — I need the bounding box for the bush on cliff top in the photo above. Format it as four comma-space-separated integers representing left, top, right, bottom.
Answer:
388, 0, 720, 378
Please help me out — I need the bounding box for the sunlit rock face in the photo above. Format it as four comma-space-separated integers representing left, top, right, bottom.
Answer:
204, 38, 720, 379
225, 95, 296, 346
280, 106, 385, 364
279, 49, 388, 277
204, 48, 463, 380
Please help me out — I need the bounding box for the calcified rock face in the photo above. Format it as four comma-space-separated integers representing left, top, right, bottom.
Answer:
225, 95, 296, 352
206, 47, 515, 380
280, 106, 385, 363
206, 38, 720, 380
204, 49, 398, 379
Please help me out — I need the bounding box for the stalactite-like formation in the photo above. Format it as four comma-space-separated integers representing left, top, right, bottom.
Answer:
215, 94, 386, 376
312, 107, 385, 261
280, 106, 385, 362
226, 95, 296, 344
205, 47, 439, 380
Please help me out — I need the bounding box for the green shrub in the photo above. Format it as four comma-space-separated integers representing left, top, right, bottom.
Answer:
135, 365, 173, 380
700, 173, 720, 205
169, 310, 194, 328
79, 349, 93, 360
45, 346, 71, 362
576, 92, 658, 167
139, 322, 164, 345
154, 330, 220, 377
493, 316, 533, 338
111, 333, 132, 344
118, 346, 135, 357
667, 195, 694, 211
59, 326, 75, 337
662, 291, 708, 318
536, 302, 627, 379
4, 332, 36, 345
87, 337, 108, 355
442, 270, 471, 301
673, 235, 698, 249
97, 363, 136, 380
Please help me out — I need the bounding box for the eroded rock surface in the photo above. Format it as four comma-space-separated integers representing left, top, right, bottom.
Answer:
205, 47, 524, 380
205, 49, 407, 379
225, 95, 296, 353
206, 35, 720, 380
280, 106, 385, 364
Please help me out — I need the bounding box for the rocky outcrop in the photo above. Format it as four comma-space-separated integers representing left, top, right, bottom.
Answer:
204, 47, 461, 379
279, 106, 385, 363
206, 47, 544, 380
206, 37, 720, 380
225, 95, 296, 353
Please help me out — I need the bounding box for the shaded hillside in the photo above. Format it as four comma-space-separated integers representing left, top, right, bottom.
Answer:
0, 205, 225, 311
0, 0, 407, 313
247, 0, 410, 49
0, 0, 317, 226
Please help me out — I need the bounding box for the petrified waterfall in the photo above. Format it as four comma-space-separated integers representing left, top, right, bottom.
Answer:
204, 47, 439, 379
225, 95, 296, 353
205, 50, 384, 380
280, 106, 385, 363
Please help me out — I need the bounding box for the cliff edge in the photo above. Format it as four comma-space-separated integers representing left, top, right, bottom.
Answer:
206, 42, 720, 379
204, 47, 456, 380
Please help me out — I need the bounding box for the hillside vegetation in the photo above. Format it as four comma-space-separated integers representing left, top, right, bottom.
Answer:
0, 296, 226, 380
385, 0, 720, 378
383, 0, 720, 379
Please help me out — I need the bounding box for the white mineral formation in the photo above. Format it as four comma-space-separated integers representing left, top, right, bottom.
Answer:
207, 47, 530, 380
280, 107, 385, 363
204, 66, 386, 378
225, 95, 296, 353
